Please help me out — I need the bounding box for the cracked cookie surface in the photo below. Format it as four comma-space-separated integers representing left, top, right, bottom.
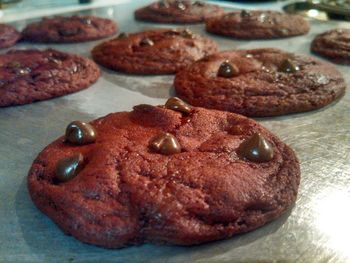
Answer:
134, 0, 225, 24
174, 48, 346, 117
0, 49, 100, 107
206, 10, 309, 39
311, 28, 350, 65
22, 16, 117, 43
92, 28, 218, 74
28, 104, 300, 248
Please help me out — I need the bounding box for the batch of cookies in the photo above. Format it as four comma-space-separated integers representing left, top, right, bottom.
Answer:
0, 0, 348, 249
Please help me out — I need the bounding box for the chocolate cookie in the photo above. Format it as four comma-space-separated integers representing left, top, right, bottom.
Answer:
22, 15, 117, 43
206, 10, 310, 39
91, 28, 218, 74
28, 99, 300, 248
135, 0, 225, 24
0, 49, 100, 107
174, 48, 346, 117
311, 29, 350, 65
0, 24, 20, 49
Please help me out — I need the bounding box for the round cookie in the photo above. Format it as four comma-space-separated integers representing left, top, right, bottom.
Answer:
135, 0, 225, 24
91, 28, 218, 74
0, 49, 100, 107
174, 48, 346, 117
206, 10, 310, 39
311, 28, 350, 65
22, 15, 118, 43
28, 99, 300, 248
0, 24, 20, 49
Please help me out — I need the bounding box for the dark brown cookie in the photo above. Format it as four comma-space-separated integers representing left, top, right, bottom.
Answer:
206, 10, 310, 39
22, 15, 118, 43
91, 28, 218, 74
0, 49, 100, 107
28, 100, 300, 248
311, 28, 350, 65
0, 24, 20, 49
174, 48, 346, 117
135, 0, 225, 24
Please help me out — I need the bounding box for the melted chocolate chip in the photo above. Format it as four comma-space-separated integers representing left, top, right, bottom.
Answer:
181, 29, 194, 39
240, 10, 251, 18
80, 17, 92, 25
165, 97, 192, 115
117, 32, 128, 39
65, 121, 97, 145
218, 61, 240, 78
149, 133, 181, 155
140, 37, 154, 46
279, 59, 300, 73
158, 0, 169, 8
55, 153, 84, 182
193, 1, 205, 6
176, 1, 186, 10
237, 133, 274, 163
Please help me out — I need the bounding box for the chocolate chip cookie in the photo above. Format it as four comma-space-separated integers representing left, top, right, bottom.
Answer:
311, 28, 350, 65
28, 98, 300, 248
206, 10, 310, 39
0, 24, 20, 49
22, 15, 118, 43
0, 49, 100, 107
135, 0, 225, 24
91, 28, 218, 74
174, 48, 346, 117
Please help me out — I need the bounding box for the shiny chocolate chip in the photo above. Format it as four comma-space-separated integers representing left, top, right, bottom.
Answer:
181, 29, 194, 39
237, 133, 274, 163
176, 1, 186, 10
165, 97, 192, 115
117, 32, 128, 39
240, 10, 251, 18
218, 61, 240, 78
65, 121, 97, 145
279, 59, 300, 73
140, 37, 154, 46
55, 153, 84, 182
158, 0, 169, 8
80, 17, 92, 25
149, 133, 181, 155
193, 1, 205, 6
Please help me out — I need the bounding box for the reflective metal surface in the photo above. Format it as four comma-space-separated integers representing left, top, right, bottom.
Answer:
0, 1, 350, 262
283, 1, 350, 21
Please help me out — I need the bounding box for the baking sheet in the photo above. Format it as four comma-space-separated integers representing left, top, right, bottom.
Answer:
1, 1, 350, 262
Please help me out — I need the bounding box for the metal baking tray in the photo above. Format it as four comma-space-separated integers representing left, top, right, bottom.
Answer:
1, 1, 350, 262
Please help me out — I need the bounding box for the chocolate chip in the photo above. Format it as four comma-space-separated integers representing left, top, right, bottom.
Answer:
140, 37, 154, 46
237, 133, 274, 163
240, 10, 251, 18
176, 1, 186, 10
80, 17, 92, 25
181, 29, 194, 39
65, 121, 97, 145
218, 61, 240, 78
193, 1, 205, 6
55, 153, 84, 182
158, 0, 169, 8
117, 32, 128, 39
165, 97, 192, 115
149, 133, 181, 155
279, 59, 300, 73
